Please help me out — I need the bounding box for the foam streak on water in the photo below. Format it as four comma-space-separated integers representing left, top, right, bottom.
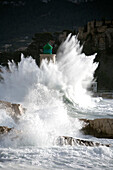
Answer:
0, 34, 113, 170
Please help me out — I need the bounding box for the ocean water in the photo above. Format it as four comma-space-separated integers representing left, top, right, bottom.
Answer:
0, 34, 113, 170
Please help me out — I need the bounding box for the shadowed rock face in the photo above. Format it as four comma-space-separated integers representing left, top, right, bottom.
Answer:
80, 118, 113, 138
0, 100, 25, 122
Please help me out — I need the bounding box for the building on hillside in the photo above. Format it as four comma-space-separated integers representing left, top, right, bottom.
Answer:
78, 20, 113, 51
79, 20, 113, 37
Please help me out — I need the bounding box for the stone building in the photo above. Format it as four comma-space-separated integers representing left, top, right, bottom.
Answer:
78, 20, 113, 51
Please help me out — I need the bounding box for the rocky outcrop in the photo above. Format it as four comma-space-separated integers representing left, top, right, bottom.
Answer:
0, 100, 25, 121
81, 118, 113, 138
56, 136, 110, 147
0, 126, 12, 134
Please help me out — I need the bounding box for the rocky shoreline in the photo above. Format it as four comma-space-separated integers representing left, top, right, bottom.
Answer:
0, 126, 111, 147
0, 100, 113, 147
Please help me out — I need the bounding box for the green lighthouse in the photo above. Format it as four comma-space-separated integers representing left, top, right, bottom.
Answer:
40, 43, 56, 65
43, 43, 53, 54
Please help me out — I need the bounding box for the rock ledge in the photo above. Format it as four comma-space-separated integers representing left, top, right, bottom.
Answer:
80, 118, 113, 138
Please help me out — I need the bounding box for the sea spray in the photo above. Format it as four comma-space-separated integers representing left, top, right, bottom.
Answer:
0, 84, 82, 147
0, 34, 98, 107
0, 34, 98, 147
56, 34, 98, 107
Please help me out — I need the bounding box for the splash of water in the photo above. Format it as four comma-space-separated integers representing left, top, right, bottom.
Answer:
57, 34, 98, 107
0, 34, 98, 147
0, 34, 98, 107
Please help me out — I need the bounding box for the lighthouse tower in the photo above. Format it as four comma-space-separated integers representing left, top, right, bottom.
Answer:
40, 43, 56, 65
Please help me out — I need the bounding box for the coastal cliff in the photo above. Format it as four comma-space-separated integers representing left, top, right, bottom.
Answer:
78, 20, 113, 90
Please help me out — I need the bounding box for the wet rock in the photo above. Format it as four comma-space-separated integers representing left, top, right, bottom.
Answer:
0, 126, 12, 134
0, 100, 25, 121
57, 136, 110, 147
0, 126, 110, 147
80, 118, 113, 138
0, 126, 21, 142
